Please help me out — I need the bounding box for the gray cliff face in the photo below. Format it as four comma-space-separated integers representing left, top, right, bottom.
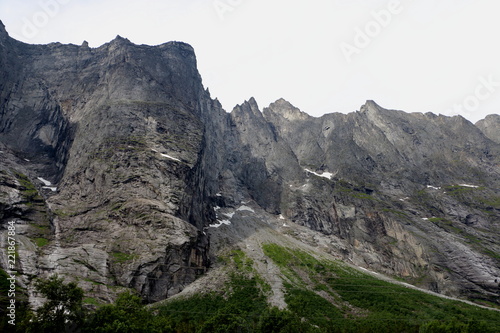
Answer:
0, 25, 212, 304
476, 114, 500, 144
264, 99, 500, 300
1, 22, 499, 306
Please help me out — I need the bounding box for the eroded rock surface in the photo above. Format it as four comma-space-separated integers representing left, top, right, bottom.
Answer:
0, 21, 499, 306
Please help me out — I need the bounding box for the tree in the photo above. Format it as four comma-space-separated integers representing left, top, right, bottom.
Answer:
26, 274, 84, 333
258, 307, 309, 333
83, 291, 172, 333
0, 268, 31, 333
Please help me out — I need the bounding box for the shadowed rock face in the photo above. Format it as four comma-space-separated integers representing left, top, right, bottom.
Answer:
0, 23, 213, 304
1, 21, 499, 306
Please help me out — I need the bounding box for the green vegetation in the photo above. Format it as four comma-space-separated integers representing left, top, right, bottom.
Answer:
411, 189, 443, 217
34, 237, 49, 247
27, 275, 85, 333
479, 196, 500, 209
228, 249, 254, 272
0, 268, 31, 332
444, 185, 485, 196
110, 251, 136, 263
381, 208, 408, 217
84, 291, 170, 332
8, 248, 499, 332
14, 172, 43, 203
335, 181, 377, 201
83, 297, 100, 306
53, 209, 74, 218
442, 184, 500, 214
427, 218, 499, 261
262, 243, 500, 332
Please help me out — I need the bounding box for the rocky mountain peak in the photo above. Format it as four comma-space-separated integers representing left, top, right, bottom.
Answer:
0, 20, 9, 44
359, 99, 383, 113
232, 97, 261, 118
476, 114, 500, 144
1, 25, 499, 311
264, 98, 310, 121
111, 34, 131, 44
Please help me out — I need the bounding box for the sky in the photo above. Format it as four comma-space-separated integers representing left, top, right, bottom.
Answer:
1, 0, 499, 123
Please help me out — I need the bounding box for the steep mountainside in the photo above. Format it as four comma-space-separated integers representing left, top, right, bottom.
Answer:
0, 21, 499, 310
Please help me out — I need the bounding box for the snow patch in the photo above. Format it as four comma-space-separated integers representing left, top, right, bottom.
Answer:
304, 168, 333, 180
37, 177, 52, 186
224, 212, 235, 219
426, 185, 441, 190
216, 192, 222, 197
160, 153, 181, 162
458, 184, 479, 188
208, 220, 231, 228
43, 186, 58, 192
237, 205, 254, 213
279, 214, 285, 220
152, 148, 181, 162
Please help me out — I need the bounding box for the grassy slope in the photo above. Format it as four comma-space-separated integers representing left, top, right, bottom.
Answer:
144, 244, 500, 332
262, 243, 500, 332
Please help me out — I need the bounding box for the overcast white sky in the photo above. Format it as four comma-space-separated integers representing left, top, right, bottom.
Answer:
1, 0, 499, 122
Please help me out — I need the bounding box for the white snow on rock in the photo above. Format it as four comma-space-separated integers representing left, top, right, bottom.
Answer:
279, 214, 285, 220
304, 168, 333, 180
426, 185, 441, 190
160, 153, 181, 162
208, 220, 231, 228
237, 205, 255, 213
151, 149, 181, 162
43, 186, 58, 192
224, 212, 235, 219
37, 177, 52, 186
458, 184, 479, 188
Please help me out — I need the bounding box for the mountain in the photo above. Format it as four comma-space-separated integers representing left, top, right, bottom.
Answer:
1, 19, 499, 316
